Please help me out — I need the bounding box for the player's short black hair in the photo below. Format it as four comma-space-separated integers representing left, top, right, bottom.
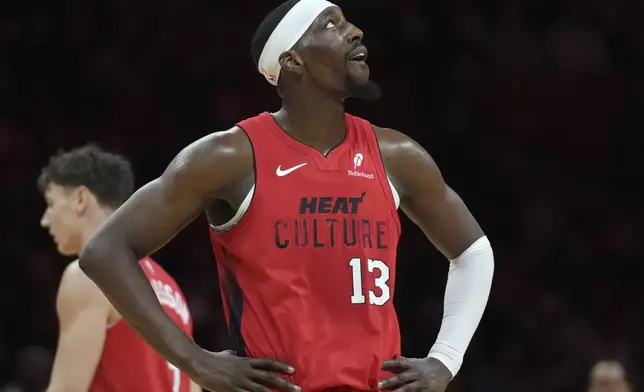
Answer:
251, 0, 301, 69
37, 144, 134, 209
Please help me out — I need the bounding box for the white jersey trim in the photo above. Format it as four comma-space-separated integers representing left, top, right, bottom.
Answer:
211, 184, 255, 232
387, 176, 400, 209
106, 318, 122, 330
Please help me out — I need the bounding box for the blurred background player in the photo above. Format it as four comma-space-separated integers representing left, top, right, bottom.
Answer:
588, 360, 632, 392
38, 144, 200, 392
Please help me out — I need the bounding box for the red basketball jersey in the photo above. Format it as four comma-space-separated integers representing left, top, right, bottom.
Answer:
89, 257, 193, 392
210, 112, 401, 391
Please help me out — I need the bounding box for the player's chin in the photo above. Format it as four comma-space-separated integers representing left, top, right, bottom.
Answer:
57, 241, 78, 257
346, 60, 370, 80
346, 78, 382, 101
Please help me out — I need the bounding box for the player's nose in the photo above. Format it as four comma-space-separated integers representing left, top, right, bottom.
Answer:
40, 212, 49, 228
346, 23, 363, 44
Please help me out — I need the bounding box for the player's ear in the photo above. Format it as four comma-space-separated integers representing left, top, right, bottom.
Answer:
75, 185, 92, 215
279, 51, 304, 76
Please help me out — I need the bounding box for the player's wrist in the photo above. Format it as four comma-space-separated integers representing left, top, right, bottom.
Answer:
427, 343, 460, 378
171, 337, 204, 374
421, 357, 453, 382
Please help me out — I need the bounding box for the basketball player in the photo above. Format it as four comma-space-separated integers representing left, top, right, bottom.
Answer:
77, 1, 495, 391
588, 361, 631, 392
39, 145, 200, 392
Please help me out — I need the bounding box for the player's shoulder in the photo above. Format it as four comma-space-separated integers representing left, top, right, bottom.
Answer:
371, 125, 423, 163
177, 126, 253, 165
60, 260, 95, 290
343, 113, 415, 157
57, 260, 112, 312
371, 125, 441, 195
165, 125, 254, 193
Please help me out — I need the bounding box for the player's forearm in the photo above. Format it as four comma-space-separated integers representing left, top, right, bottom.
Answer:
79, 238, 199, 371
428, 236, 494, 377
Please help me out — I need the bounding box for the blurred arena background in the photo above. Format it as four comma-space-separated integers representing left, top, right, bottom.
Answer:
1, 0, 642, 390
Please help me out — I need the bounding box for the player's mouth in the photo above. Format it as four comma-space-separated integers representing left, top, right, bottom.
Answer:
347, 45, 368, 63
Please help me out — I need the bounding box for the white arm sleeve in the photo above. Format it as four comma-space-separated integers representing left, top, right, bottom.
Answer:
427, 236, 494, 377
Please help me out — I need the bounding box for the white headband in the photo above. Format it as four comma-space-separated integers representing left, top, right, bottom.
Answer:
258, 0, 335, 85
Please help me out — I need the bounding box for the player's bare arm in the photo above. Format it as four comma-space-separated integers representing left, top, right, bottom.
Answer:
375, 127, 494, 392
190, 380, 202, 392
79, 129, 300, 392
46, 261, 112, 392
376, 127, 484, 255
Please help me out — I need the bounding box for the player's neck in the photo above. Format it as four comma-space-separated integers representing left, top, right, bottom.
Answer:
78, 207, 113, 255
279, 89, 346, 151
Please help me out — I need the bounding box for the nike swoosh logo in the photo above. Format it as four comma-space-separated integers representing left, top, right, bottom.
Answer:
276, 163, 307, 177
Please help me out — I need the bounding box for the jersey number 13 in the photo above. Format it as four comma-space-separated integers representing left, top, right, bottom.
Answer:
349, 257, 391, 305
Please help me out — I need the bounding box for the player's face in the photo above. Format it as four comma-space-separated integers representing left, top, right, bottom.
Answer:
295, 6, 381, 100
589, 380, 630, 392
40, 183, 83, 256
589, 371, 630, 392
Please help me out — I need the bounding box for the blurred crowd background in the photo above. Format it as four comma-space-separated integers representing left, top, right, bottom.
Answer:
1, 0, 642, 390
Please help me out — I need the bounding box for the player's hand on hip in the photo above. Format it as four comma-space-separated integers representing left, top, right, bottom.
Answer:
189, 350, 301, 392
379, 357, 452, 392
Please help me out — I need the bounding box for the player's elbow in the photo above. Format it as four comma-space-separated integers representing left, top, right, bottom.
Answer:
78, 234, 115, 277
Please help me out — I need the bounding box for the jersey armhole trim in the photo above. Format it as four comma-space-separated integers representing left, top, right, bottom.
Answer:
210, 185, 255, 231
210, 124, 257, 233
106, 318, 122, 329
366, 122, 402, 236
387, 176, 401, 209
